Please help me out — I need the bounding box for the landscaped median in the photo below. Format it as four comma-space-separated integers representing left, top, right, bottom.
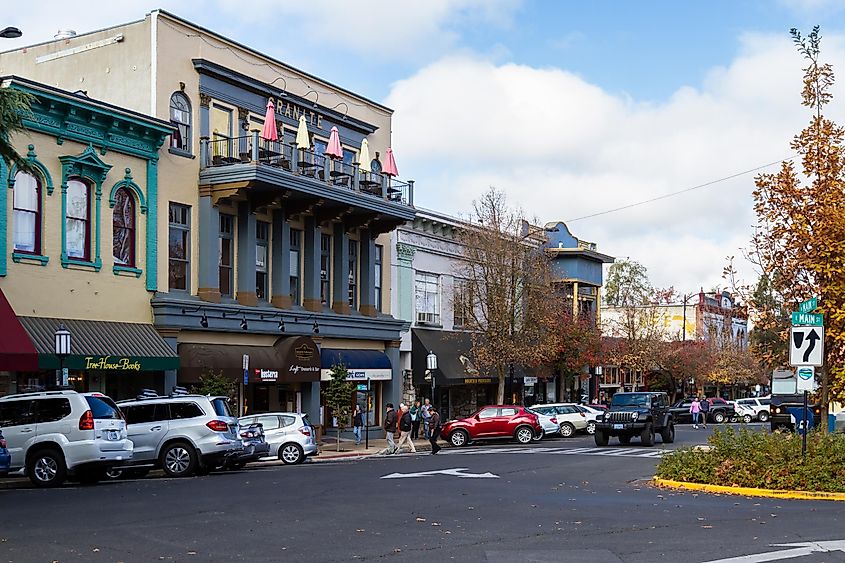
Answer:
653, 427, 845, 500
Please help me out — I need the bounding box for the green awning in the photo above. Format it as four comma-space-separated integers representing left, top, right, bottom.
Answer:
18, 317, 179, 371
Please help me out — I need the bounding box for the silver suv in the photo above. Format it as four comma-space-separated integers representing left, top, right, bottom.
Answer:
116, 390, 242, 477
238, 412, 318, 465
0, 390, 132, 487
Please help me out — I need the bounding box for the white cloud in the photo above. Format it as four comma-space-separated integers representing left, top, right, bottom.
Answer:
386, 32, 845, 292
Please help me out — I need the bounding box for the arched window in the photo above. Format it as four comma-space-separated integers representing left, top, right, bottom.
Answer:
66, 179, 91, 260
12, 171, 41, 254
170, 92, 191, 152
112, 187, 136, 267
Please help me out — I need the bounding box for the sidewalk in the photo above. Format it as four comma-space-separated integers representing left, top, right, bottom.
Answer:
315, 435, 435, 461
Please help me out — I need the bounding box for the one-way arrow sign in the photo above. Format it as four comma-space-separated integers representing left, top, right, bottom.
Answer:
790, 326, 824, 367
380, 467, 499, 479
705, 539, 845, 563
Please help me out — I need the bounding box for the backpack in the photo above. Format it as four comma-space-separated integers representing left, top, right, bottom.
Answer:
400, 412, 412, 432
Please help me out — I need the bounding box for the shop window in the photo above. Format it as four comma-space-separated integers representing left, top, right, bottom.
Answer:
12, 171, 42, 255
169, 92, 192, 153
112, 187, 136, 267
66, 178, 91, 260
348, 239, 358, 308
374, 244, 383, 312
415, 272, 441, 325
320, 233, 331, 306
211, 104, 234, 160
256, 221, 269, 301
342, 148, 356, 165
219, 214, 234, 297
453, 278, 470, 328
290, 228, 301, 305
168, 203, 191, 291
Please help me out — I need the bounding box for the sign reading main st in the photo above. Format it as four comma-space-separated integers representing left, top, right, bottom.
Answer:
790, 326, 824, 367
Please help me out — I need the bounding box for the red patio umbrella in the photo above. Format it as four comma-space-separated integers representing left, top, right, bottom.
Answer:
383, 147, 399, 177
326, 126, 343, 159
260, 99, 278, 142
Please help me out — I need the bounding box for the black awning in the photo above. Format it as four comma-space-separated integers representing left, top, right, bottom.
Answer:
412, 329, 495, 387
19, 317, 178, 371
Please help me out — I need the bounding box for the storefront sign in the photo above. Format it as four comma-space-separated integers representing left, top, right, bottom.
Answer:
524, 376, 538, 385
84, 356, 142, 371
321, 368, 392, 381
289, 365, 320, 376
463, 378, 493, 384
255, 368, 279, 382
274, 99, 326, 131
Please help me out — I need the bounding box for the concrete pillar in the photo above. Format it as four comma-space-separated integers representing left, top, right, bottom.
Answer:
331, 223, 350, 315
270, 208, 292, 308
358, 228, 376, 317
396, 243, 416, 322
236, 202, 257, 306
383, 342, 402, 412
302, 381, 322, 435
197, 195, 221, 303
572, 281, 579, 317
302, 216, 322, 312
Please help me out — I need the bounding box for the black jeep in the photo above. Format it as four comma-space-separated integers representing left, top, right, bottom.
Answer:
594, 392, 674, 447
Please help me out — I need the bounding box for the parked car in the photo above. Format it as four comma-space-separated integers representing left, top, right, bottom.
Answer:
116, 389, 242, 478
574, 404, 603, 434
728, 402, 755, 423
670, 397, 736, 424
733, 397, 771, 422
440, 405, 542, 447
525, 408, 559, 440
0, 390, 132, 487
238, 412, 318, 465
0, 429, 10, 476
532, 404, 589, 437
226, 422, 271, 469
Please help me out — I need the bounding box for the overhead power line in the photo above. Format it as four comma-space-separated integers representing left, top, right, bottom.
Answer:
566, 155, 798, 223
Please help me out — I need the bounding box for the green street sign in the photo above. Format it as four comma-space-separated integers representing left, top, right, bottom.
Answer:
799, 297, 819, 314
792, 311, 823, 326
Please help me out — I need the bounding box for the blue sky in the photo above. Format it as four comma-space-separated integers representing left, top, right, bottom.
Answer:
5, 0, 845, 291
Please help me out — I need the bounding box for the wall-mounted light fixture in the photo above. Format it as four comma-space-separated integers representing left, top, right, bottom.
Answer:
181, 306, 209, 328
303, 89, 319, 108
331, 102, 349, 121
270, 76, 288, 97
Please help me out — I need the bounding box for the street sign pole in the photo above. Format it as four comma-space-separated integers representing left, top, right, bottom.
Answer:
802, 390, 809, 456
365, 378, 370, 450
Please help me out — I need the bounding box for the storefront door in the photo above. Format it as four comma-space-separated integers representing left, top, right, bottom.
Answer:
253, 385, 270, 413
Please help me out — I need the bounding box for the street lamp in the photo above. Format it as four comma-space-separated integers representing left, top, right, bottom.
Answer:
54, 324, 72, 387
425, 352, 438, 413
0, 27, 22, 39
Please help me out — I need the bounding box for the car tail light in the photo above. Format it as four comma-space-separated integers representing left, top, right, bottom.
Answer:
206, 420, 229, 432
550, 417, 558, 424
299, 426, 312, 437
579, 412, 585, 418
79, 410, 94, 431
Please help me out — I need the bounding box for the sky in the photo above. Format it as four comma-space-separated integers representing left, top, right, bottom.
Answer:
4, 0, 845, 295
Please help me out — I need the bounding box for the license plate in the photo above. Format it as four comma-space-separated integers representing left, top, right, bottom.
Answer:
613, 424, 623, 430
106, 430, 119, 440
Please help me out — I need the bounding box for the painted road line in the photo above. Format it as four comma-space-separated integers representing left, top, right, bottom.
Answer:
381, 467, 500, 479
704, 540, 845, 563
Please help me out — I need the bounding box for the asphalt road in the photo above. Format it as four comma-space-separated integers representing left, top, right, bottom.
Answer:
1, 423, 844, 563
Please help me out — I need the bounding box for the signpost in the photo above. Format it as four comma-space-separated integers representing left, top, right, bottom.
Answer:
799, 297, 818, 313
790, 297, 821, 456
241, 354, 249, 417
791, 312, 823, 326
790, 326, 824, 367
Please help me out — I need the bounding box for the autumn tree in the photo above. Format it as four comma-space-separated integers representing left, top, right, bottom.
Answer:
0, 87, 36, 171
554, 311, 603, 397
324, 364, 355, 451
751, 26, 845, 413
456, 188, 565, 404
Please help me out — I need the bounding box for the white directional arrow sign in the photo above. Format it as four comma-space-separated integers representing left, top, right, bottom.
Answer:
380, 467, 499, 479
790, 326, 824, 367
704, 540, 845, 563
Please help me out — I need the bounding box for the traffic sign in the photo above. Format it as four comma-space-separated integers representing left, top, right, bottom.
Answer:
796, 366, 815, 392
791, 312, 823, 326
799, 297, 818, 313
790, 326, 824, 367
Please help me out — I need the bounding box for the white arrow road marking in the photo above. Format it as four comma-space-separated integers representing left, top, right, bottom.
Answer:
380, 467, 500, 479
704, 540, 845, 563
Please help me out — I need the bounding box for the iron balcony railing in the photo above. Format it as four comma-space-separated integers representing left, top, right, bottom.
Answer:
201, 132, 414, 207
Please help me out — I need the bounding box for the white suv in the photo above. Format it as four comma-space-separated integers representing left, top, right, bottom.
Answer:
734, 397, 771, 422
0, 390, 132, 487
116, 391, 242, 477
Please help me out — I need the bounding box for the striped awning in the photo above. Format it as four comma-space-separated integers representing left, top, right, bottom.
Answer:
18, 317, 178, 371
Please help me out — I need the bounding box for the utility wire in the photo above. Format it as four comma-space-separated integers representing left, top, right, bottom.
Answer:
566, 155, 798, 223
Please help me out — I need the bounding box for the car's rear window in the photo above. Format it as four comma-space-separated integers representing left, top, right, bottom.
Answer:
211, 398, 232, 417
85, 396, 123, 419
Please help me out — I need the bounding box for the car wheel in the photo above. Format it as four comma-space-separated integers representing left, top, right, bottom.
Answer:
743, 414, 753, 424
280, 443, 305, 465
758, 411, 769, 422
160, 442, 197, 477
713, 411, 726, 424
532, 428, 544, 442
27, 448, 67, 488
559, 422, 575, 438
514, 426, 534, 444
594, 431, 609, 446
640, 423, 655, 446
619, 434, 632, 445
660, 423, 675, 444
586, 421, 596, 435
449, 430, 469, 448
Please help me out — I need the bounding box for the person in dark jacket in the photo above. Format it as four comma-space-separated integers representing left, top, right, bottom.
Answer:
383, 403, 397, 454
699, 396, 710, 429
410, 400, 422, 440
353, 405, 364, 445
428, 405, 442, 455
397, 405, 416, 453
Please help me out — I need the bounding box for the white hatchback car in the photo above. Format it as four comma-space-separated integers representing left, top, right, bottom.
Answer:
238, 412, 318, 464
526, 408, 560, 440
0, 390, 132, 487
531, 404, 589, 437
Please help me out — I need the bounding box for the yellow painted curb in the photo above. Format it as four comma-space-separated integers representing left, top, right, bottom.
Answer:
652, 477, 845, 501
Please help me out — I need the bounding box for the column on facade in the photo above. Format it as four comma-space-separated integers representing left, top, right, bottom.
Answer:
572, 281, 579, 317
384, 341, 402, 413
396, 243, 416, 321
270, 208, 291, 308
236, 201, 257, 306
358, 228, 377, 317
331, 222, 350, 315
197, 193, 221, 302
302, 216, 322, 312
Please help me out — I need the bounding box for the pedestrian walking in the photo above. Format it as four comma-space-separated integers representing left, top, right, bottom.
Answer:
352, 404, 364, 445
383, 403, 398, 454
699, 396, 709, 429
397, 405, 416, 453
428, 405, 442, 454
689, 397, 701, 429
410, 400, 421, 440
421, 398, 432, 439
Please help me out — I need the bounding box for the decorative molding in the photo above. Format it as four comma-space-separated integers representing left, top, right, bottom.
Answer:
398, 230, 464, 258
199, 93, 212, 108
396, 242, 416, 261
113, 264, 143, 277
9, 144, 55, 195
12, 252, 49, 266
108, 168, 148, 213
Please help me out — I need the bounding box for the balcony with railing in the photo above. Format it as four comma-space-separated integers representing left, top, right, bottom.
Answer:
199, 132, 415, 218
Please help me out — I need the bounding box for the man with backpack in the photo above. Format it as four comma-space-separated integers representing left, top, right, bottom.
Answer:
396, 404, 416, 453
383, 403, 398, 454
428, 404, 442, 454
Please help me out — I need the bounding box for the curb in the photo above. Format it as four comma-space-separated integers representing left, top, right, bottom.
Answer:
652, 477, 845, 502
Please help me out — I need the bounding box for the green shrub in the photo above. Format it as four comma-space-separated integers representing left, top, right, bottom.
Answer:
655, 427, 845, 492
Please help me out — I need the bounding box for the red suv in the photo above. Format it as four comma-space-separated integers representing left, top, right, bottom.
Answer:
440, 405, 542, 447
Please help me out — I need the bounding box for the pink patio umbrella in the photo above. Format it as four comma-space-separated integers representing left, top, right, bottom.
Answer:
383, 147, 399, 177
260, 99, 278, 142
325, 126, 343, 159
